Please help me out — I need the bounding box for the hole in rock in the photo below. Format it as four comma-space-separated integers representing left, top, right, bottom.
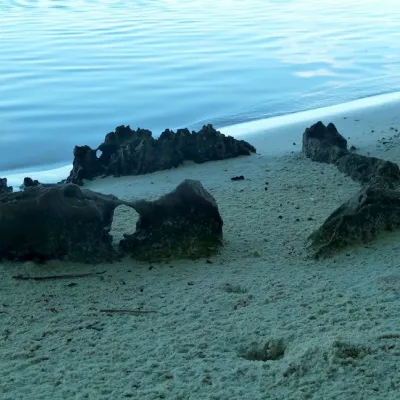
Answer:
110, 204, 138, 246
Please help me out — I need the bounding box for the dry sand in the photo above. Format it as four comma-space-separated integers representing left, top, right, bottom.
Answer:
2, 100, 400, 399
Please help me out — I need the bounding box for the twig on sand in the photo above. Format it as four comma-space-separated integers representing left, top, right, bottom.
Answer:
99, 309, 157, 316
12, 271, 106, 281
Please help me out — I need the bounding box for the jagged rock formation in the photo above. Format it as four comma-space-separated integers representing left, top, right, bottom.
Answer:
120, 179, 223, 261
303, 121, 400, 257
0, 178, 12, 195
66, 124, 256, 185
21, 177, 40, 189
302, 121, 348, 164
19, 177, 58, 191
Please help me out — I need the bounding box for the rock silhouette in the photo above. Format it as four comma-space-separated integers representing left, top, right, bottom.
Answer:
21, 177, 40, 189
67, 124, 256, 185
0, 178, 12, 195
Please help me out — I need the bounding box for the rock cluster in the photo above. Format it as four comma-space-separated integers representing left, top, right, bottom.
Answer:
304, 121, 400, 257
6, 118, 398, 264
66, 124, 256, 185
0, 179, 223, 263
1, 121, 252, 264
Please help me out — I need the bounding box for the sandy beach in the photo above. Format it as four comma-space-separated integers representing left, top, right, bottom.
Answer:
2, 101, 400, 399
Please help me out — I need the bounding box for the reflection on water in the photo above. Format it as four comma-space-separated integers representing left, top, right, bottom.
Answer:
1, 0, 400, 170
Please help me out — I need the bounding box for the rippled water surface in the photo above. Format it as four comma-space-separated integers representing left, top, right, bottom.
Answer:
1, 0, 400, 171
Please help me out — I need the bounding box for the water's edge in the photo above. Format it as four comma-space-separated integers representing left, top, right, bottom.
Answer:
3, 91, 400, 190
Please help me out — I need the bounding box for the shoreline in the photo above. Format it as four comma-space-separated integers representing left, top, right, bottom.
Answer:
2, 92, 400, 190
2, 103, 400, 398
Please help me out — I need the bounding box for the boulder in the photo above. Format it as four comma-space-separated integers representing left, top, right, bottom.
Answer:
120, 179, 223, 260
307, 184, 400, 258
0, 184, 124, 263
67, 124, 256, 185
0, 178, 12, 195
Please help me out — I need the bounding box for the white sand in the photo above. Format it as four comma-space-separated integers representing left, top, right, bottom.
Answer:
2, 100, 400, 399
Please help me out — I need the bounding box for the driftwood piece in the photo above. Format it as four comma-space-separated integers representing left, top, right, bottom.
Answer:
12, 271, 106, 281
99, 309, 157, 315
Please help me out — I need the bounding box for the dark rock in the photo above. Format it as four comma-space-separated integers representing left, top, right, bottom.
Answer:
19, 177, 59, 191
120, 179, 223, 261
303, 121, 400, 188
302, 121, 348, 163
67, 145, 106, 186
67, 124, 256, 185
231, 175, 244, 181
0, 178, 12, 195
336, 153, 400, 189
238, 339, 285, 361
23, 177, 40, 187
307, 184, 400, 257
0, 176, 223, 263
19, 176, 40, 191
0, 184, 124, 263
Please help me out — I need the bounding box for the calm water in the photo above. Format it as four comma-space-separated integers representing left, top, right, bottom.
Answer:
1, 0, 400, 172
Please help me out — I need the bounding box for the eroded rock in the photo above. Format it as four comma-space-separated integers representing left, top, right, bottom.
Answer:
19, 177, 58, 191
67, 124, 256, 185
120, 179, 223, 260
336, 153, 400, 188
0, 184, 123, 263
302, 121, 400, 188
304, 121, 400, 256
1, 178, 223, 263
307, 184, 400, 257
22, 177, 40, 188
302, 121, 348, 164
